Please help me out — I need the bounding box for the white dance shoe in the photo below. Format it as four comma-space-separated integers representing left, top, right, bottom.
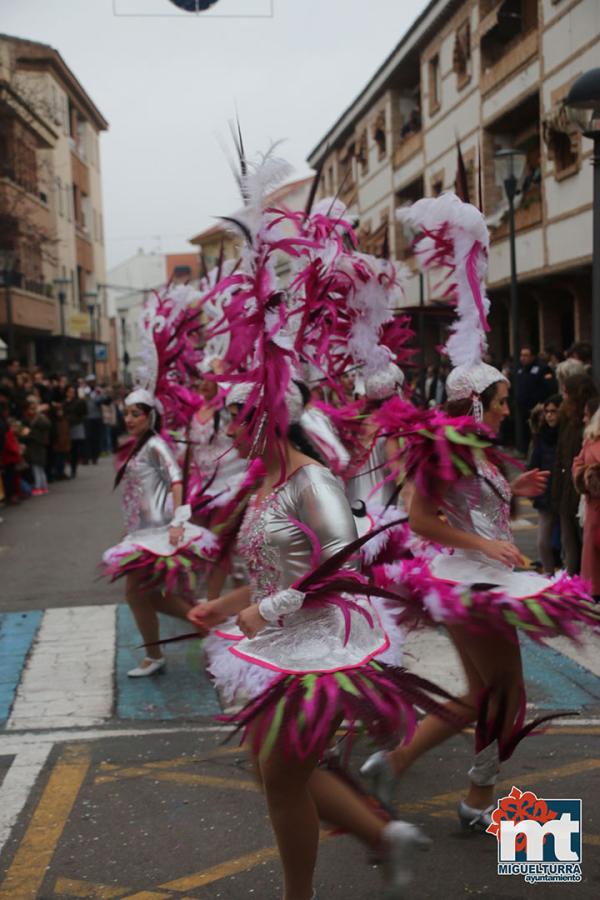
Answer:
360, 750, 397, 811
457, 800, 494, 832
127, 657, 166, 677
381, 820, 431, 898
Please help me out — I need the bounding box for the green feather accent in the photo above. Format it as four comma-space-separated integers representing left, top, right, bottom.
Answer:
503, 610, 540, 632
260, 697, 287, 761
165, 558, 177, 570
334, 672, 360, 696
118, 552, 142, 565
523, 598, 556, 628
450, 452, 473, 477
302, 673, 318, 702
445, 425, 491, 449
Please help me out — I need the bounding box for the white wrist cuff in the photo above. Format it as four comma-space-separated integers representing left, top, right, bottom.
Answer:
258, 588, 305, 623
170, 504, 191, 527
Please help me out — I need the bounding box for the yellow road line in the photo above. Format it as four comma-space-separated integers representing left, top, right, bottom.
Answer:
96, 769, 258, 792
396, 758, 600, 816
584, 834, 600, 846
0, 745, 91, 900
53, 877, 127, 898
97, 747, 242, 775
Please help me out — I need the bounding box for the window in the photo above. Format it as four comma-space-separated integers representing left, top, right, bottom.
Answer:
543, 116, 580, 180
356, 130, 369, 176
372, 110, 387, 160
453, 19, 471, 86
428, 54, 441, 114
66, 184, 73, 222
430, 170, 444, 196
56, 176, 64, 216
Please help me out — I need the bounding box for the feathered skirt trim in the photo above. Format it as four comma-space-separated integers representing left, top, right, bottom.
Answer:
102, 523, 218, 593
219, 660, 459, 761
374, 555, 600, 644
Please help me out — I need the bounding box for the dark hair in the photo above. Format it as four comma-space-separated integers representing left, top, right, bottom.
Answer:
561, 374, 598, 424
288, 422, 325, 464
567, 341, 593, 365
114, 403, 162, 488
293, 379, 311, 408
543, 394, 562, 409
444, 380, 502, 418
585, 395, 600, 419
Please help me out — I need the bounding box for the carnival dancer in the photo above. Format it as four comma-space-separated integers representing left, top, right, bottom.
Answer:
179, 150, 464, 899
360, 193, 600, 831
102, 287, 218, 677
187, 366, 248, 597
346, 361, 407, 511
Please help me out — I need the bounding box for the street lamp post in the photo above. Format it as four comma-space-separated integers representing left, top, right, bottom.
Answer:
0, 249, 17, 359
495, 148, 527, 453
54, 277, 71, 369
83, 291, 99, 377
565, 68, 600, 385
118, 310, 131, 386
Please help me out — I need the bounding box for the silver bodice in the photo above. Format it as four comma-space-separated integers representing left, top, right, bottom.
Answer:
233, 463, 386, 674
443, 462, 512, 544
346, 437, 396, 509
238, 464, 358, 599
190, 413, 245, 495
121, 435, 182, 533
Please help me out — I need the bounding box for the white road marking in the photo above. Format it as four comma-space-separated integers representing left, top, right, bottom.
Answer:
547, 632, 600, 680
0, 743, 51, 853
6, 606, 116, 730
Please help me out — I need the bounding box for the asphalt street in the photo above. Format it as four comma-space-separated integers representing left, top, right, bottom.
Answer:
0, 459, 599, 899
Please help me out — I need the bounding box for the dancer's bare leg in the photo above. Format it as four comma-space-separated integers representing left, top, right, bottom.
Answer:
388, 626, 482, 775
125, 572, 162, 660
152, 590, 192, 622
206, 562, 229, 600
457, 629, 523, 809
258, 743, 320, 900
307, 768, 385, 846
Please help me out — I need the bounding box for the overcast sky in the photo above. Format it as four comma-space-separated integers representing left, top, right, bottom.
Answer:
4, 0, 427, 269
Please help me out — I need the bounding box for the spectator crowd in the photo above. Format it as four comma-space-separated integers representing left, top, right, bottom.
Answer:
2, 338, 599, 602
0, 359, 126, 509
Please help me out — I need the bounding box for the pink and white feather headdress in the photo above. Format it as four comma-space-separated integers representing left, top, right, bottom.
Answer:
397, 192, 506, 417
127, 283, 205, 428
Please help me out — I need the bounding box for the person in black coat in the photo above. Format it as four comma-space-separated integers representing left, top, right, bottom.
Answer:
528, 395, 561, 573
516, 346, 553, 454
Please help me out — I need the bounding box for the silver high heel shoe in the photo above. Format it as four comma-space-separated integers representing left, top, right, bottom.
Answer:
381, 820, 432, 899
457, 800, 494, 833
360, 750, 397, 812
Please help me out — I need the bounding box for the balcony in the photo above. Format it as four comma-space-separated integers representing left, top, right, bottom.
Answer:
479, 0, 539, 96
393, 130, 423, 170
0, 285, 56, 334
75, 226, 94, 270
70, 148, 90, 194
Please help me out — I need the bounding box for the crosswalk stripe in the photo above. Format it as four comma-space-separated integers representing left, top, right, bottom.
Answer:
6, 606, 116, 730
116, 605, 221, 720
0, 606, 598, 734
0, 612, 43, 725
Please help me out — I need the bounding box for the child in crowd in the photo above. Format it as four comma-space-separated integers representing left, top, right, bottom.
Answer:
528, 395, 561, 574
573, 398, 600, 602
21, 399, 51, 495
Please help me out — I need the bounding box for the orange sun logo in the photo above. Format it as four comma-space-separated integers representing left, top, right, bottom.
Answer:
487, 786, 559, 854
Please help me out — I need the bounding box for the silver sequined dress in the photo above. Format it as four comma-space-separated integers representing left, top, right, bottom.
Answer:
103, 435, 217, 564
431, 460, 549, 596
346, 437, 396, 508
206, 464, 390, 702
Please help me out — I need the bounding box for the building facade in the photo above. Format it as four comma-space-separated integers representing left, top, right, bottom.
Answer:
308, 0, 600, 365
0, 33, 111, 377
189, 175, 314, 281
106, 250, 200, 385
